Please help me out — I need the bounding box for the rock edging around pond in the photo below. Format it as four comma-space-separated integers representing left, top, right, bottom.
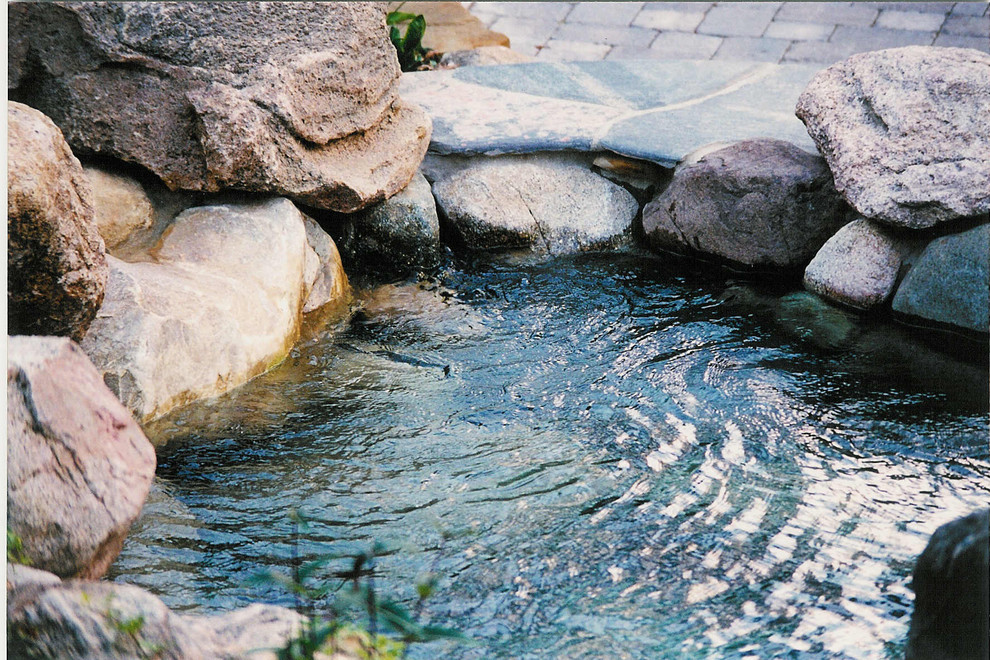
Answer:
7, 336, 156, 580
6, 564, 318, 660
394, 45, 990, 339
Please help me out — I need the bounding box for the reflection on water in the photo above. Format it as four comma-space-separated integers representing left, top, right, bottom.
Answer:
113, 251, 989, 659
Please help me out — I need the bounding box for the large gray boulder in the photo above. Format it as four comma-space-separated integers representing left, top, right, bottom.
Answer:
8, 2, 431, 213
6, 336, 155, 579
803, 218, 918, 311
334, 172, 442, 280
432, 154, 638, 255
5, 565, 324, 660
906, 509, 989, 660
891, 223, 989, 335
7, 101, 107, 341
642, 139, 849, 271
797, 46, 990, 229
81, 198, 350, 422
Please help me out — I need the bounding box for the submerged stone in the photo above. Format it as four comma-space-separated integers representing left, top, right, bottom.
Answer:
774, 291, 861, 350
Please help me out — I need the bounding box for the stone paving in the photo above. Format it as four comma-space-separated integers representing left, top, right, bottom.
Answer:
401, 59, 822, 163
463, 1, 990, 64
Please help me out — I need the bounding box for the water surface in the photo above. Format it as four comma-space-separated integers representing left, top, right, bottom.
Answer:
112, 251, 989, 658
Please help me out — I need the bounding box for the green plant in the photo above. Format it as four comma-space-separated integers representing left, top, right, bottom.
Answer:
103, 595, 165, 657
387, 10, 435, 72
249, 509, 466, 659
7, 528, 31, 565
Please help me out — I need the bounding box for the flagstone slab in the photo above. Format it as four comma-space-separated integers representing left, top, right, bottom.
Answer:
400, 60, 823, 164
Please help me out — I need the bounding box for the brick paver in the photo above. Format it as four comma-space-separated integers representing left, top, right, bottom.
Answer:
463, 1, 990, 63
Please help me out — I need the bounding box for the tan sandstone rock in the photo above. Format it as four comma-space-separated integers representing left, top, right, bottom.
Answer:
6, 336, 156, 579
389, 2, 511, 52
81, 198, 351, 421
83, 165, 155, 250
7, 101, 107, 341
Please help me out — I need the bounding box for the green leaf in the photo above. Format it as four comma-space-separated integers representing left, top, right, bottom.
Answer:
403, 15, 427, 58
386, 11, 419, 25
415, 576, 436, 600
418, 624, 471, 642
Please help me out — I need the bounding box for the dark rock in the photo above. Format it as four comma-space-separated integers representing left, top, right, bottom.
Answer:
891, 223, 989, 335
6, 336, 155, 579
642, 139, 849, 271
334, 172, 442, 280
796, 46, 990, 229
7, 101, 107, 341
906, 508, 989, 660
8, 2, 431, 213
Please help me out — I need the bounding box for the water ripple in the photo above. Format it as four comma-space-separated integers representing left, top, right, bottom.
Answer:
113, 253, 989, 658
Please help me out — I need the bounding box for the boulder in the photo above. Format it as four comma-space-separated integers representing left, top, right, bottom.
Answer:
431, 154, 638, 255
796, 46, 990, 229
334, 172, 442, 280
7, 101, 107, 342
891, 223, 989, 335
906, 508, 989, 660
8, 2, 431, 213
6, 336, 156, 579
83, 165, 155, 250
5, 567, 328, 660
642, 139, 849, 271
81, 198, 350, 421
803, 218, 918, 310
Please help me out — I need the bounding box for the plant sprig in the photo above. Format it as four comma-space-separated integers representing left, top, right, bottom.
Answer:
387, 11, 438, 72
249, 510, 467, 659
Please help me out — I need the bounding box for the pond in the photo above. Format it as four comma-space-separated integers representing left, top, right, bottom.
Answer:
110, 250, 989, 659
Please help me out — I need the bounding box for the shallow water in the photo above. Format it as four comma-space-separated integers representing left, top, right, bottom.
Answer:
111, 251, 989, 659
